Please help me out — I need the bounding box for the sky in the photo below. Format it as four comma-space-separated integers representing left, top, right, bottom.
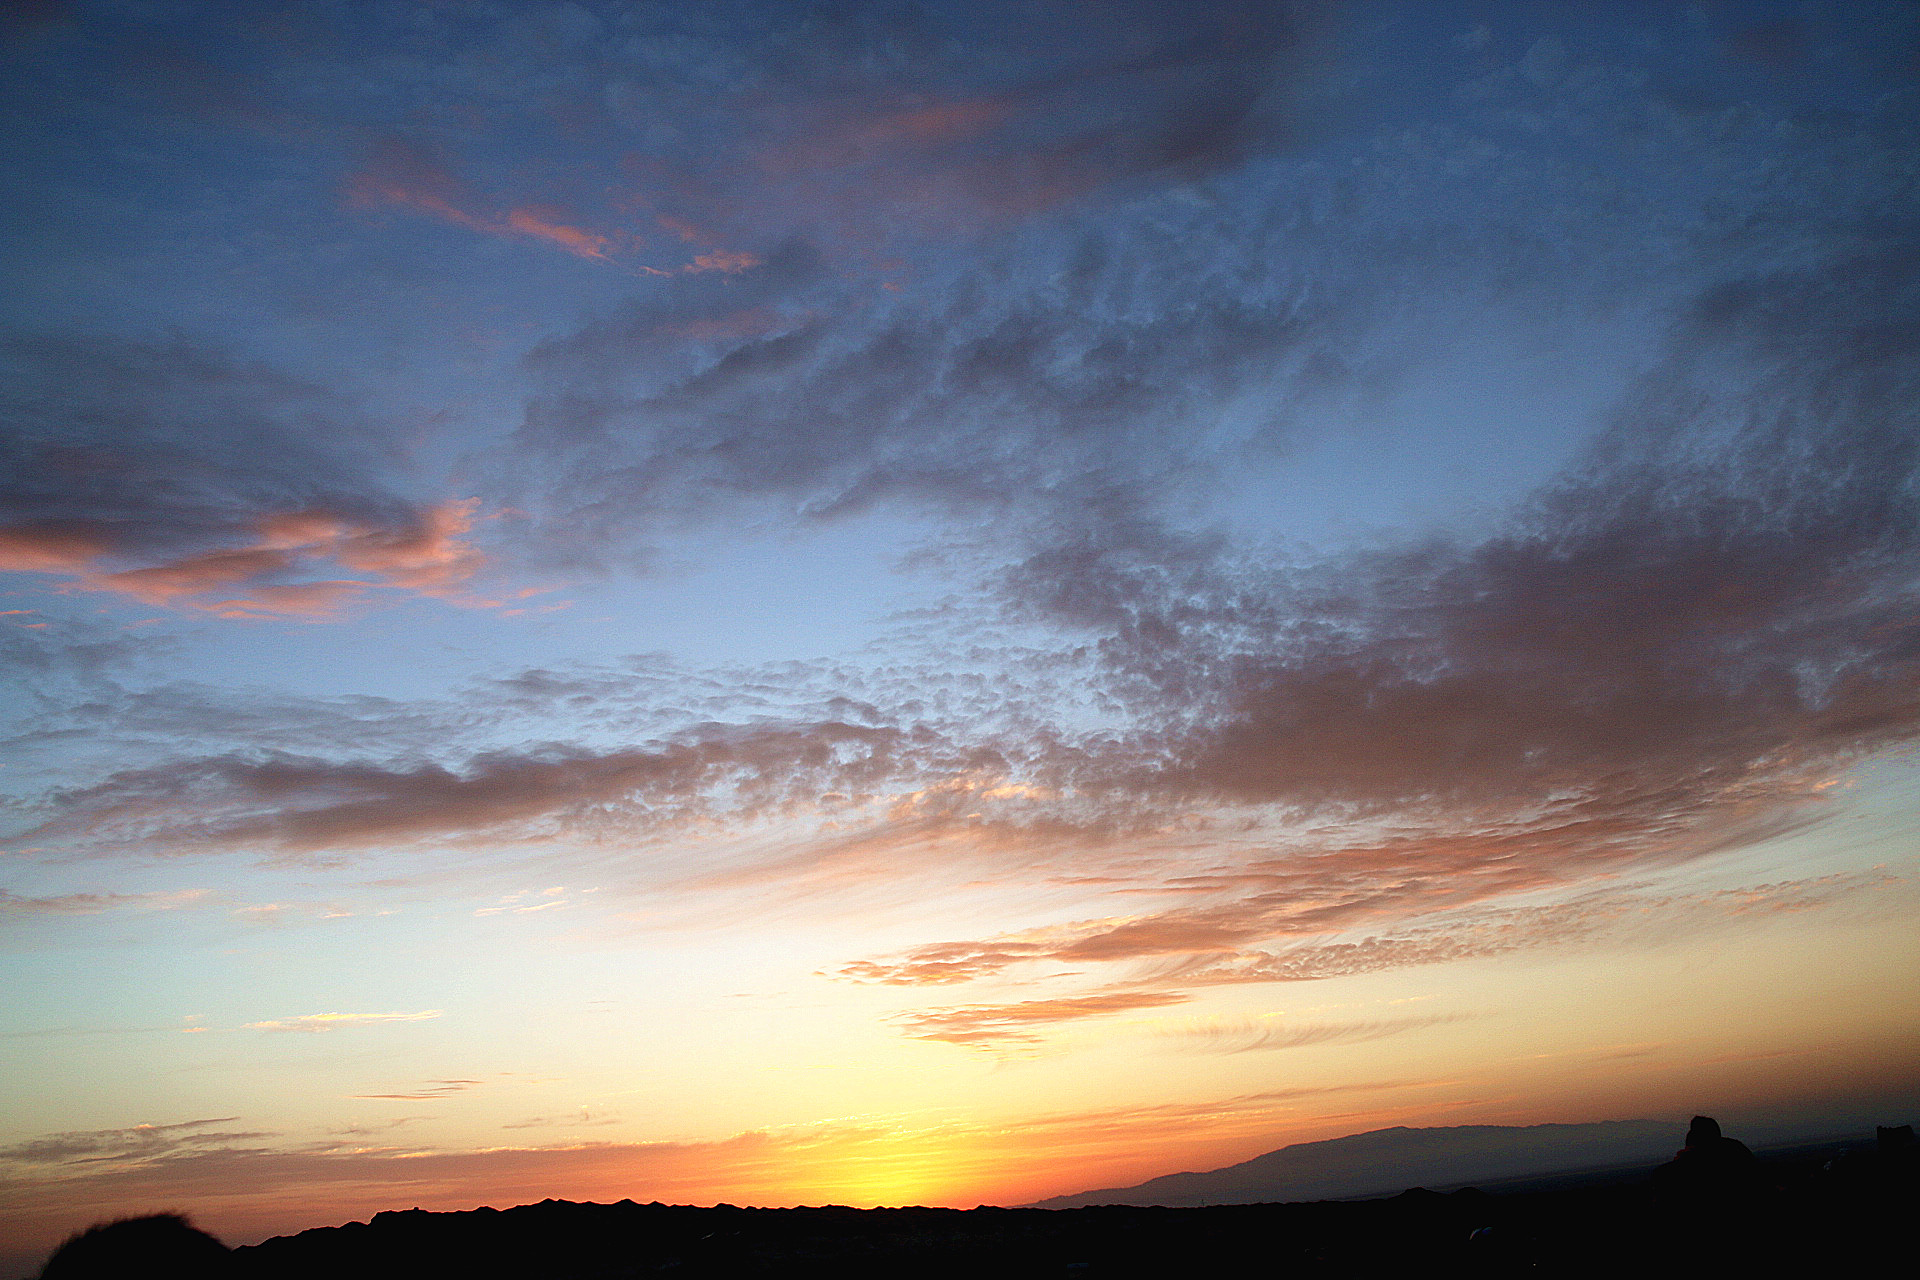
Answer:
3, 0, 1919, 1267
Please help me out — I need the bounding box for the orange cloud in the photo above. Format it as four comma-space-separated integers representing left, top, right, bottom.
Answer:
656, 214, 712, 244
208, 581, 375, 621
0, 522, 114, 573
0, 889, 208, 917
346, 140, 618, 264
846, 870, 1898, 1032
0, 501, 489, 619
684, 249, 761, 275
1162, 1013, 1473, 1055
506, 208, 612, 260
330, 498, 485, 595
90, 547, 299, 607
891, 990, 1190, 1047
344, 140, 489, 232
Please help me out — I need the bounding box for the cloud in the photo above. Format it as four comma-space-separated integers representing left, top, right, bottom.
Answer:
683, 249, 761, 275
843, 870, 1897, 1001
345, 136, 763, 271
30, 720, 923, 854
6, 6, 1919, 1078
474, 885, 574, 916
1160, 1013, 1473, 1055
14, 501, 489, 618
230, 900, 358, 925
0, 888, 208, 918
506, 208, 612, 260
890, 990, 1190, 1047
835, 940, 1057, 987
846, 872, 1898, 1055
27, 237, 1920, 1038
346, 137, 621, 264
343, 136, 491, 231
744, 0, 1313, 235
0, 1118, 264, 1166
501, 1108, 619, 1129
503, 11, 1910, 575
932, 246, 1920, 979
243, 1011, 442, 1034
1167, 873, 1907, 987
0, 335, 488, 617
352, 1080, 482, 1101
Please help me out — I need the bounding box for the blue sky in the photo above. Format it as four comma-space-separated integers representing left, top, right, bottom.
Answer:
4, 0, 1919, 1269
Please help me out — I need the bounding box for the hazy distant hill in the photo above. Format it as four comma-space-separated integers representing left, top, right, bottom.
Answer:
1031, 1120, 1685, 1207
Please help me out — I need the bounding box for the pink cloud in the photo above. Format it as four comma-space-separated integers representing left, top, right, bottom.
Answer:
683, 249, 761, 275
345, 139, 619, 265
0, 522, 115, 573
506, 208, 612, 261
655, 214, 712, 244
344, 139, 490, 232
329, 498, 486, 596
89, 547, 300, 607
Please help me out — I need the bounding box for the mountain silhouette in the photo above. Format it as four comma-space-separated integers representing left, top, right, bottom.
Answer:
1031, 1120, 1685, 1207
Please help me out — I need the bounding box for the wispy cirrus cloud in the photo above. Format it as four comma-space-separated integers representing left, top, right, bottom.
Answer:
0, 1117, 266, 1166
345, 135, 759, 271
0, 888, 208, 918
1159, 1013, 1473, 1055
244, 1011, 442, 1034
501, 1108, 619, 1130
843, 872, 1898, 998
346, 137, 616, 263
351, 1079, 481, 1101
891, 990, 1190, 1048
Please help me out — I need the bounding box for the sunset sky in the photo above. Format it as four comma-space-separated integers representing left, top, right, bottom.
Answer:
4, 0, 1919, 1269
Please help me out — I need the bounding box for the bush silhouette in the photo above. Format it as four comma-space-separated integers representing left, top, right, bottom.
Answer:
40, 1213, 232, 1279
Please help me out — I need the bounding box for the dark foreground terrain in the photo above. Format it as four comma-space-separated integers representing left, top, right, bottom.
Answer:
35, 1126, 1918, 1278
234, 1130, 1915, 1279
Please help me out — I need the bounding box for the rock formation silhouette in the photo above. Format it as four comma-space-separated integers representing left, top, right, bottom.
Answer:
1653, 1115, 1766, 1198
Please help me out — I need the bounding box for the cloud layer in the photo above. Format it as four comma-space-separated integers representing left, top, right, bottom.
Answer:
0, 336, 486, 616
4, 6, 1919, 1210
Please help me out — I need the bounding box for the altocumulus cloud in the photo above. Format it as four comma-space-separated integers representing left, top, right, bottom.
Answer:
6, 2, 1920, 1056
24, 240, 1920, 1037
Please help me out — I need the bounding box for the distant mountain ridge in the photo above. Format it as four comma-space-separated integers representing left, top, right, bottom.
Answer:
1031, 1120, 1686, 1208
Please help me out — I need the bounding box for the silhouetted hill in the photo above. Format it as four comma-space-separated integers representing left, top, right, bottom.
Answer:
26, 1121, 1913, 1278
213, 1124, 1914, 1280
1031, 1120, 1684, 1207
